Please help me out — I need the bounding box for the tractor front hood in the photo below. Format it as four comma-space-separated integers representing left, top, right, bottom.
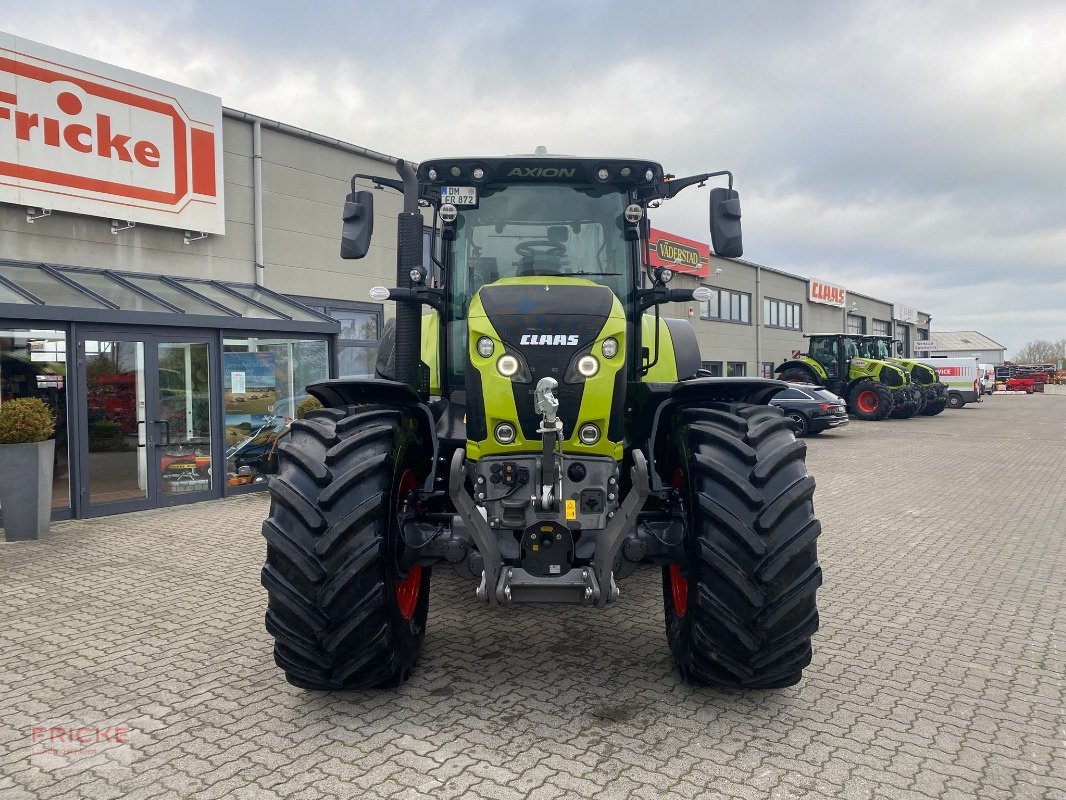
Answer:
465, 278, 626, 459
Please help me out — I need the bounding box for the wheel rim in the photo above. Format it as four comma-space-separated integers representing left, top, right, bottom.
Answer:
395, 468, 421, 620
857, 389, 879, 413
789, 413, 806, 433
669, 468, 689, 618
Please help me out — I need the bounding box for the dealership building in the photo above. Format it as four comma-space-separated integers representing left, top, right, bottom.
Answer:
0, 34, 931, 525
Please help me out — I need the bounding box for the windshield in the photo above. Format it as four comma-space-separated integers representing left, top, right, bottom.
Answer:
445, 183, 631, 387
865, 339, 892, 359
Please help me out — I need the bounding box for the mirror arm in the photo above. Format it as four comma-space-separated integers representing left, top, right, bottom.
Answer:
637, 170, 734, 202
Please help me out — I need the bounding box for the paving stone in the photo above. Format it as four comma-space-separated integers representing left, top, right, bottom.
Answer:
1, 395, 1064, 799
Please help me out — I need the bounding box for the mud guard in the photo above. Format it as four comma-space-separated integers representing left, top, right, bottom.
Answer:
631, 377, 789, 492
307, 378, 440, 490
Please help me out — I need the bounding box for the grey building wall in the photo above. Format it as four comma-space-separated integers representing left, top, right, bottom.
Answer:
657, 254, 933, 375
0, 111, 407, 315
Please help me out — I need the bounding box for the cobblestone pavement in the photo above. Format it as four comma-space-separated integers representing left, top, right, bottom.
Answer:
1, 395, 1063, 800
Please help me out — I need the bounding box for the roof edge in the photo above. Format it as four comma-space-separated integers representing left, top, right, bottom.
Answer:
222, 107, 401, 166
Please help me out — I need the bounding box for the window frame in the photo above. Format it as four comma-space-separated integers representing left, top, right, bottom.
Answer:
727, 361, 748, 377
872, 318, 891, 337
846, 314, 867, 335
763, 297, 803, 331
700, 286, 752, 325
288, 296, 383, 379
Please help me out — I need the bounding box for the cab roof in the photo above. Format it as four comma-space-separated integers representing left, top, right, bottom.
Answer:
416, 156, 665, 187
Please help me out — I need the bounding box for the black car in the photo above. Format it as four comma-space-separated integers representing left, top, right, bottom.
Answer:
770, 383, 849, 436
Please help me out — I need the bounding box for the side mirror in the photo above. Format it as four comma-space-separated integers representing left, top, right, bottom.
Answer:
709, 187, 742, 258
340, 190, 374, 259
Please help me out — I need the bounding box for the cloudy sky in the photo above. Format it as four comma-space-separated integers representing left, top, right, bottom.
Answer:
3, 1, 1063, 353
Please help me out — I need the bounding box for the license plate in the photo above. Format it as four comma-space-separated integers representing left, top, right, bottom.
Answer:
440, 186, 477, 206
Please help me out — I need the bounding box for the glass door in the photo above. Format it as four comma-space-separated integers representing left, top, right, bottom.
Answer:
156, 341, 214, 500
77, 331, 217, 516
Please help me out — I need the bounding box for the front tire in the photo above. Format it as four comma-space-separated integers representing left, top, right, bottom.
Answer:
947, 393, 965, 409
847, 381, 894, 420
663, 404, 822, 688
262, 404, 431, 690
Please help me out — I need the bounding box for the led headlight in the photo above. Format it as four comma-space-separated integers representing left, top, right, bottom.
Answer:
578, 423, 600, 445
440, 203, 458, 222
368, 286, 391, 301
624, 204, 643, 223
494, 422, 516, 444
497, 354, 520, 377
601, 337, 618, 358
644, 168, 654, 181
472, 167, 485, 180
596, 168, 610, 181
427, 167, 438, 180
450, 166, 461, 177
477, 336, 495, 358
577, 355, 599, 377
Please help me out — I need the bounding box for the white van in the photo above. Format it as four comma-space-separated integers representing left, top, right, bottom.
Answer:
913, 358, 981, 408
978, 364, 996, 395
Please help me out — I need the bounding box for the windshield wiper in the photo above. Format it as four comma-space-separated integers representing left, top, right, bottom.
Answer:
562, 271, 622, 276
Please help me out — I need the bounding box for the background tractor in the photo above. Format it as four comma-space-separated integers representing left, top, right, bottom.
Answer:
860, 335, 948, 416
775, 333, 916, 420
260, 153, 822, 690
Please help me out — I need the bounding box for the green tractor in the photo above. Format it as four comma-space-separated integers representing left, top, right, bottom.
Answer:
859, 335, 948, 416
260, 154, 822, 690
775, 333, 919, 420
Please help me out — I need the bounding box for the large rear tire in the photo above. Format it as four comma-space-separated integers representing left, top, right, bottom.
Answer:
663, 404, 822, 688
261, 405, 431, 690
847, 381, 893, 420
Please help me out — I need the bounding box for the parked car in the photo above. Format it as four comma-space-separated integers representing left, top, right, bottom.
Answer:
770, 383, 849, 436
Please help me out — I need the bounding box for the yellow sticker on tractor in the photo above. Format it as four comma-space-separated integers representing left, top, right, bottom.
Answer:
565, 499, 577, 520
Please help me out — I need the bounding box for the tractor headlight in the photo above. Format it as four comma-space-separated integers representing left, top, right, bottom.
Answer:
477, 337, 495, 358
601, 337, 618, 359
494, 422, 517, 444
497, 354, 520, 377
578, 423, 600, 445
577, 355, 599, 377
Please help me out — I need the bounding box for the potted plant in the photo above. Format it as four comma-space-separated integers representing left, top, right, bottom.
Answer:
0, 397, 57, 541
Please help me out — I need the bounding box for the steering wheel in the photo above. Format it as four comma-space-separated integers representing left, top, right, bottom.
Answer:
515, 240, 566, 257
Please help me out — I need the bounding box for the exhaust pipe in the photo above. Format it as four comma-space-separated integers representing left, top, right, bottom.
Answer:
394, 158, 423, 395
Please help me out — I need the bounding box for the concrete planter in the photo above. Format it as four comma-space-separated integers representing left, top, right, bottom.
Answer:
0, 439, 55, 541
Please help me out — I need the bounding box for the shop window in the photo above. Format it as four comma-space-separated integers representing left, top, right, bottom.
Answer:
222, 336, 329, 487
0, 328, 69, 511
727, 361, 747, 377
291, 298, 382, 379
701, 360, 723, 377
